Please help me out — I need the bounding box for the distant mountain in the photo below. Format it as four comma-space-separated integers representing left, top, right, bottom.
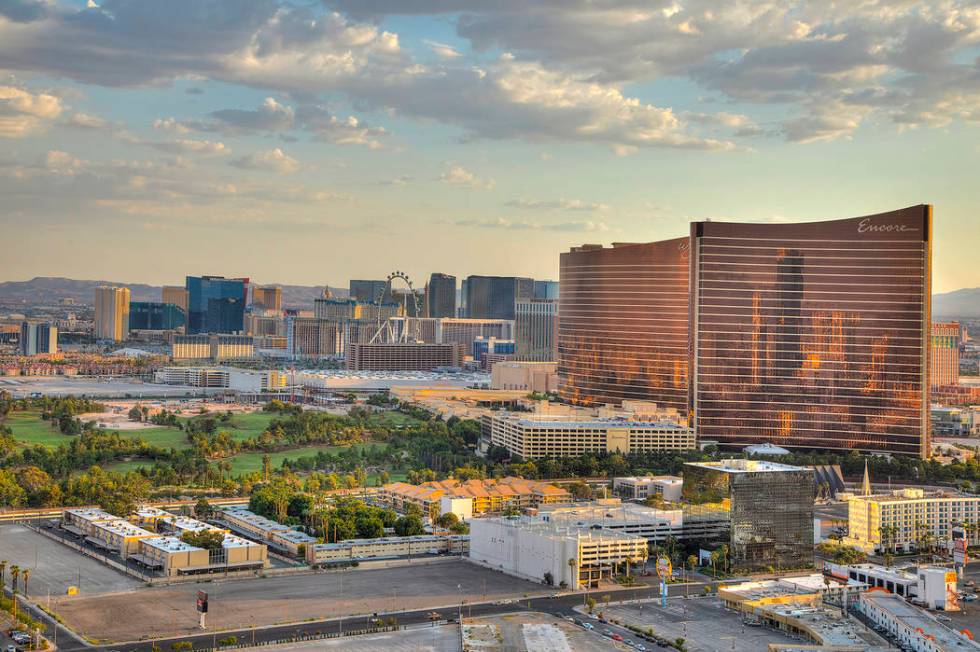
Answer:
0, 277, 346, 308
933, 287, 980, 318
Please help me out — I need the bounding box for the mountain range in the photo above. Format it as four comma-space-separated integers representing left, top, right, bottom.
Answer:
0, 277, 347, 308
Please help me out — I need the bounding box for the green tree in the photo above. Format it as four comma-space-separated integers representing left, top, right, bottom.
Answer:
194, 497, 213, 520
394, 515, 424, 537
181, 529, 226, 550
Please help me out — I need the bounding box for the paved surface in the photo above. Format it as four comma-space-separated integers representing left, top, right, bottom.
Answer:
467, 613, 621, 652
245, 624, 461, 651
52, 560, 548, 642
603, 597, 801, 652
0, 523, 141, 598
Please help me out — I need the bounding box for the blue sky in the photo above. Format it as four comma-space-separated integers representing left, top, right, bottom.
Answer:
1, 0, 978, 292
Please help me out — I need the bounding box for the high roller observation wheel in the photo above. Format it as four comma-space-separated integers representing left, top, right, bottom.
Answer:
373, 271, 421, 342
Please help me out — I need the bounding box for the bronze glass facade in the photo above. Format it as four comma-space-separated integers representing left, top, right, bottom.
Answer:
557, 239, 689, 409
690, 206, 931, 456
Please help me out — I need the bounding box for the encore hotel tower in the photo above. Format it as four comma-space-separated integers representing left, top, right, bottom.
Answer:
559, 205, 932, 457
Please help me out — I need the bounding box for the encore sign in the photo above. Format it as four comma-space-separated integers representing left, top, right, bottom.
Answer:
197, 590, 209, 613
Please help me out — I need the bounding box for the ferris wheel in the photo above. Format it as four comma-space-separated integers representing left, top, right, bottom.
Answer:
369, 271, 422, 343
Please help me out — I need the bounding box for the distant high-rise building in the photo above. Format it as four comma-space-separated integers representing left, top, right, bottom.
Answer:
129, 302, 186, 331
533, 280, 559, 300
185, 275, 248, 334
251, 286, 282, 312
931, 321, 960, 387
286, 317, 342, 357
19, 321, 58, 355
558, 239, 690, 410
349, 279, 392, 304
515, 299, 558, 362
426, 273, 457, 318
462, 276, 534, 320
161, 286, 189, 315
94, 286, 131, 342
393, 288, 426, 318
346, 342, 461, 371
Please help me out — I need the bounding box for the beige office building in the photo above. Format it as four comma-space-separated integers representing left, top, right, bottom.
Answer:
252, 286, 282, 312
306, 535, 469, 565
162, 286, 189, 314
491, 361, 558, 392
94, 286, 130, 341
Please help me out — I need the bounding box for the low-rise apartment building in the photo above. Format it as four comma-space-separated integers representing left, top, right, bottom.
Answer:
469, 517, 648, 589
217, 506, 316, 555
846, 488, 980, 554
89, 519, 158, 558
378, 477, 570, 520
62, 508, 117, 536
133, 534, 268, 577
306, 535, 469, 565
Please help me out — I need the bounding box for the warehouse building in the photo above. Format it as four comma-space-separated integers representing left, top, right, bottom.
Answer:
217, 506, 317, 555
860, 592, 979, 652
469, 517, 648, 589
306, 535, 469, 566
132, 534, 268, 577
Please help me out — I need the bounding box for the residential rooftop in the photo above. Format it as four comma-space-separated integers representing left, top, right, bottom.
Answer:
141, 536, 203, 553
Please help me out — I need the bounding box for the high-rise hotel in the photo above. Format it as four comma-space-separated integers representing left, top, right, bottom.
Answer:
559, 205, 932, 457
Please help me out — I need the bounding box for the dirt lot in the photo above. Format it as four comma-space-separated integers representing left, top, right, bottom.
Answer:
51, 560, 547, 643
0, 524, 141, 598
255, 625, 461, 652
465, 612, 626, 652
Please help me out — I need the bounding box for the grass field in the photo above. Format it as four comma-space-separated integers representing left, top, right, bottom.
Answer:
2, 410, 277, 450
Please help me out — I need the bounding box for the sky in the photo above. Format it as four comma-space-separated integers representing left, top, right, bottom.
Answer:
0, 0, 978, 293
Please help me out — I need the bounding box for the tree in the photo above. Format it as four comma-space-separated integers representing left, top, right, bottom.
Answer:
0, 561, 5, 589
181, 530, 226, 551
11, 564, 19, 593
128, 405, 144, 422
434, 512, 460, 530
543, 571, 554, 586
568, 481, 592, 500
586, 596, 596, 613
687, 554, 698, 573
0, 469, 25, 507
21, 568, 30, 598
194, 498, 213, 520
394, 515, 424, 537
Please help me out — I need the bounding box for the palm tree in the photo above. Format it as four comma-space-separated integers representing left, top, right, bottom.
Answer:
0, 560, 6, 589
567, 558, 578, 588
21, 568, 30, 598
10, 565, 19, 593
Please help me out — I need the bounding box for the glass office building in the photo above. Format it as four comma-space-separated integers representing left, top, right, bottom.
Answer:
186, 276, 248, 334
462, 276, 534, 320
426, 273, 457, 318
557, 238, 690, 410
683, 460, 814, 572
129, 302, 186, 330
689, 205, 931, 456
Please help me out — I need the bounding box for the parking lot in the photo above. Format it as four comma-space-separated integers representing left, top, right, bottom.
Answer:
602, 597, 801, 652
0, 524, 141, 599
250, 624, 461, 652
52, 559, 548, 642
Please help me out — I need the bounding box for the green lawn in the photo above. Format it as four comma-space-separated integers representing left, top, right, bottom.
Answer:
368, 411, 421, 428
2, 410, 277, 451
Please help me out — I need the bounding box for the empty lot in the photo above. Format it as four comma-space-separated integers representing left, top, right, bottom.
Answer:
52, 560, 547, 642
0, 524, 141, 598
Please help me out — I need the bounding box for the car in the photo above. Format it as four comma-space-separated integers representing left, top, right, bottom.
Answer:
7, 645, 19, 652
611, 633, 624, 641
582, 623, 594, 630
936, 615, 952, 623
637, 646, 648, 651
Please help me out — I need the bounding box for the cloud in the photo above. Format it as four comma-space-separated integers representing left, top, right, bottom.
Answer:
230, 147, 300, 174
295, 104, 387, 148
0, 0, 47, 23
439, 165, 494, 189
151, 139, 231, 157
506, 198, 608, 212
0, 83, 63, 137
424, 39, 462, 59
379, 174, 413, 186
451, 216, 609, 232
209, 97, 295, 132
66, 112, 109, 130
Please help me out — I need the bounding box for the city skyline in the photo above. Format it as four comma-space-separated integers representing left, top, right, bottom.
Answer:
1, 1, 979, 292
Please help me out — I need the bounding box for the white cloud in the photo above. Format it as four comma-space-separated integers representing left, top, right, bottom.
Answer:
424, 39, 462, 59
451, 217, 609, 232
230, 148, 300, 174
0, 83, 63, 137
506, 198, 608, 212
439, 165, 495, 189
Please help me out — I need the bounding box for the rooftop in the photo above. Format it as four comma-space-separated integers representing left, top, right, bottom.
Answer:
616, 475, 683, 485
93, 519, 157, 538
141, 536, 203, 553
222, 533, 260, 549
478, 516, 648, 545
540, 500, 684, 527
274, 529, 317, 544
383, 476, 570, 502
312, 534, 469, 551
862, 593, 980, 650
852, 488, 980, 503
220, 506, 290, 533
685, 459, 808, 473
65, 507, 116, 521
